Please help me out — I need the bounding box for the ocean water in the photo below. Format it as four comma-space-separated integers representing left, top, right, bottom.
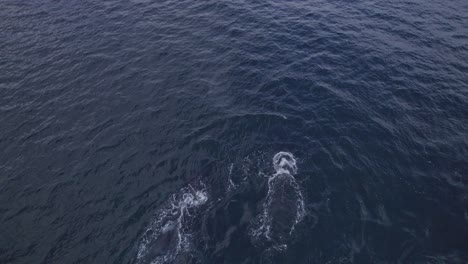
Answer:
1, 0, 467, 263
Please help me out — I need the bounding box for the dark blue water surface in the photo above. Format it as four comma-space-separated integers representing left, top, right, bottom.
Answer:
1, 0, 468, 263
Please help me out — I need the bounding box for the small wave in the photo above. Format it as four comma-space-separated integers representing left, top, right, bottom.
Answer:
251, 152, 305, 250
136, 184, 208, 264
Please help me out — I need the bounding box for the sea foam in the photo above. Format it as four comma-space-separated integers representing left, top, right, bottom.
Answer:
136, 184, 208, 264
251, 152, 305, 250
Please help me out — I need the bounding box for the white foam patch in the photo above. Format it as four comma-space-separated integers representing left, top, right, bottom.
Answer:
136, 184, 208, 264
250, 152, 305, 250
272, 151, 298, 175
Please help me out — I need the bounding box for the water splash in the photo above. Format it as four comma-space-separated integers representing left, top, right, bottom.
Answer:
227, 163, 236, 192
272, 151, 298, 175
136, 184, 208, 264
251, 152, 305, 250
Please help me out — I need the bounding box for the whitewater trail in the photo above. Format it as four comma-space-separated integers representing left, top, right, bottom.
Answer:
250, 152, 306, 250
136, 152, 306, 263
136, 184, 208, 264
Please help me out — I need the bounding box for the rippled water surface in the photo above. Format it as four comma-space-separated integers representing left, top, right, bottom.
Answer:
1, 0, 468, 263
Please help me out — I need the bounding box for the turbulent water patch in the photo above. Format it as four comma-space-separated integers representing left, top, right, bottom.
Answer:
136, 184, 208, 264
136, 152, 307, 263
250, 152, 306, 250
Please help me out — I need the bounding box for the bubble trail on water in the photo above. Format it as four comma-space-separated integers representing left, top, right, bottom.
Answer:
136, 184, 208, 264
